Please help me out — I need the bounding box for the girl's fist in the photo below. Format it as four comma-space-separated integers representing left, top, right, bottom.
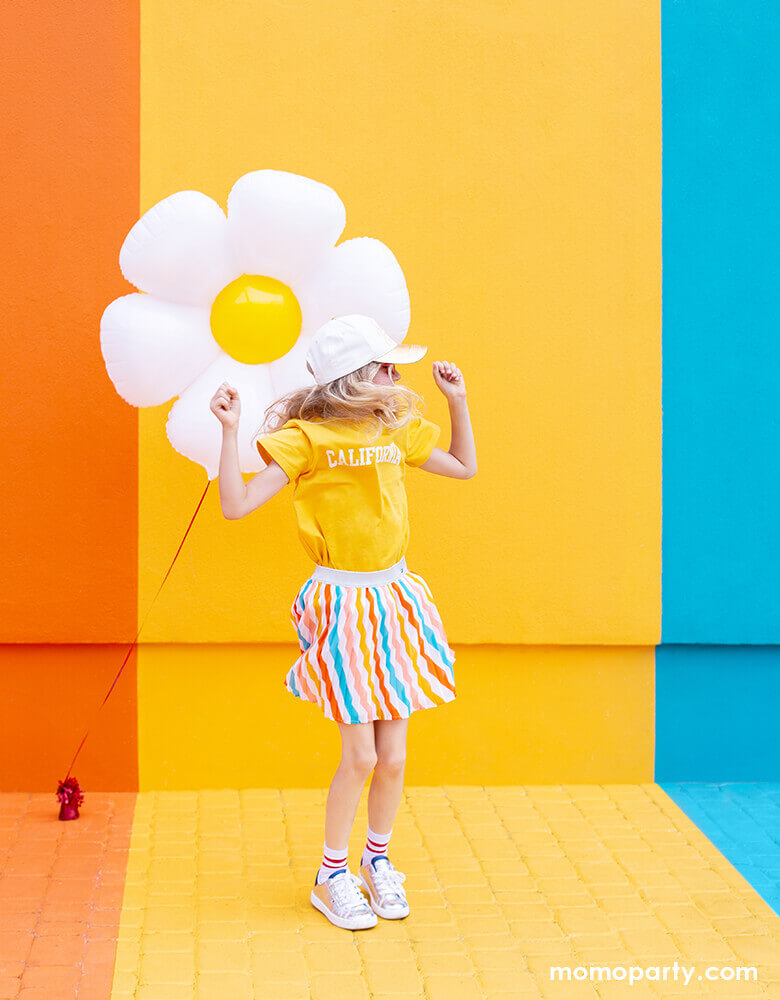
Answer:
432, 361, 467, 400
210, 382, 241, 429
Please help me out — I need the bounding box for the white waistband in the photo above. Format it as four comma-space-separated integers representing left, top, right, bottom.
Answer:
310, 556, 408, 587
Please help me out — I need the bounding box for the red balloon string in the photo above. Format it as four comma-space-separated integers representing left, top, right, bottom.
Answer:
62, 474, 213, 782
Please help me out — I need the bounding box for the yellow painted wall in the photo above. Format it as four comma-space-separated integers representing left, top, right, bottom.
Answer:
139, 0, 661, 645
138, 644, 654, 788
138, 0, 660, 784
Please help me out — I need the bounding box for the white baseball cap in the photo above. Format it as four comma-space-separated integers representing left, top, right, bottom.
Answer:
305, 314, 427, 385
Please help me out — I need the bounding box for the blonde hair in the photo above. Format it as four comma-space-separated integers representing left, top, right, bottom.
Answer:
250, 360, 426, 449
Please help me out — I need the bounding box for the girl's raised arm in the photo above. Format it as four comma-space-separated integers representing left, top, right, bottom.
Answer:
210, 382, 289, 519
419, 361, 477, 479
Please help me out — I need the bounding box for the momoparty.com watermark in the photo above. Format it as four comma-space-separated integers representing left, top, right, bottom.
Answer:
550, 962, 758, 986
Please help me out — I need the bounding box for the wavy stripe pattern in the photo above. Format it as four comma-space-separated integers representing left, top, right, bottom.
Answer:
286, 570, 457, 723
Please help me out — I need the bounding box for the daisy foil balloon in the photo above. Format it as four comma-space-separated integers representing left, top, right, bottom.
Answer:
100, 169, 411, 479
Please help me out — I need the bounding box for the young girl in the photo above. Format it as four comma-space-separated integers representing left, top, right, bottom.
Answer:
210, 314, 477, 931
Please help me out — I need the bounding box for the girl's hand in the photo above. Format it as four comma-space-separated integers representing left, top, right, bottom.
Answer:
210, 381, 241, 430
432, 361, 467, 400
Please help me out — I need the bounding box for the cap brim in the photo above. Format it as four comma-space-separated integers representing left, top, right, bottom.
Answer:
373, 343, 427, 365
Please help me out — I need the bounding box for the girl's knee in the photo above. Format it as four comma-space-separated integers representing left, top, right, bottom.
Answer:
342, 748, 378, 777
337, 721, 378, 777
376, 748, 406, 775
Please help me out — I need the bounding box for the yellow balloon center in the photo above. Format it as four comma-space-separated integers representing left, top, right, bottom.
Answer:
210, 274, 301, 365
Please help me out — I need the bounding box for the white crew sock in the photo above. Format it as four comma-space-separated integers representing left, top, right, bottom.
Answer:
316, 841, 349, 885
361, 825, 392, 868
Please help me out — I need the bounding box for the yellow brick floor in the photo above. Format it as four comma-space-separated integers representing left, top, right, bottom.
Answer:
103, 785, 780, 999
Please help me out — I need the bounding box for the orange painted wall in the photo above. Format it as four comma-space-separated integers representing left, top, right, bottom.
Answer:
1, 646, 138, 792
0, 2, 139, 789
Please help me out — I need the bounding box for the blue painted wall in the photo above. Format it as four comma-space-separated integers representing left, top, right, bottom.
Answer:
658, 2, 780, 779
656, 645, 780, 781
661, 0, 780, 644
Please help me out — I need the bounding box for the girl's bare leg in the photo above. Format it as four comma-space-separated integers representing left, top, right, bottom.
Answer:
367, 718, 409, 833
324, 720, 378, 848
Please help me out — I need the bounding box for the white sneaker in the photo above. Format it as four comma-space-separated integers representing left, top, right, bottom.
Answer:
359, 855, 410, 919
310, 867, 378, 930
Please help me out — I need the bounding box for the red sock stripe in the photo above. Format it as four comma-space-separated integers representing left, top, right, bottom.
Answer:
366, 837, 389, 851
322, 854, 348, 868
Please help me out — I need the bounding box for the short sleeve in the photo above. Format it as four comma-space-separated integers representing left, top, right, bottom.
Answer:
405, 415, 440, 467
255, 420, 313, 483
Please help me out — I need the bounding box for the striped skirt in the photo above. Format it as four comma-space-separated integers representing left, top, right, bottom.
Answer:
286, 556, 456, 724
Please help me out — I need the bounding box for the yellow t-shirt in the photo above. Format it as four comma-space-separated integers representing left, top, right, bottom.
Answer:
255, 413, 440, 571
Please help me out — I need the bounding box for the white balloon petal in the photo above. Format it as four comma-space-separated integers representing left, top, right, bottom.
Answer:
100, 293, 220, 407
267, 333, 318, 401
226, 170, 346, 286
298, 237, 411, 342
165, 354, 276, 481
119, 191, 236, 306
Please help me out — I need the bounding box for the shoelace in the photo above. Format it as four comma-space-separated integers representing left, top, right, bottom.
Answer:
371, 858, 407, 903
328, 870, 371, 913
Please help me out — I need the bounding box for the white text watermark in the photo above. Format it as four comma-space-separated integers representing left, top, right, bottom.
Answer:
550, 962, 758, 986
